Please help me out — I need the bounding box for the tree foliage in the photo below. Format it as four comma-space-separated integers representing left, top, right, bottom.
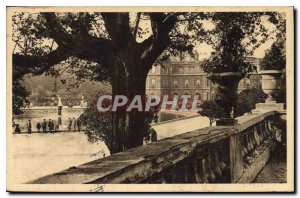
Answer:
235, 88, 267, 117
198, 101, 227, 126
260, 42, 286, 70
199, 88, 267, 124
201, 13, 270, 75
79, 94, 159, 153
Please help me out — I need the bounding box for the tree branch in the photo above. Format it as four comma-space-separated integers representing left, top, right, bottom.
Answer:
101, 13, 133, 48
13, 34, 116, 77
133, 13, 142, 39
13, 46, 70, 76
42, 13, 73, 47
139, 13, 178, 70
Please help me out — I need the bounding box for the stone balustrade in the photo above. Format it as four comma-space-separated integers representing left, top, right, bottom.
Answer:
29, 110, 285, 184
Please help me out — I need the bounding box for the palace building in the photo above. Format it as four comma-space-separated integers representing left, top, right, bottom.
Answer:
146, 55, 261, 101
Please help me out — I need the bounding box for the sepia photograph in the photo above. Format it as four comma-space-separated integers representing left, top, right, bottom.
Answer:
6, 6, 294, 192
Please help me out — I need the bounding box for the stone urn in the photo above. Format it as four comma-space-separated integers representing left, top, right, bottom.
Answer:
207, 72, 244, 125
259, 70, 284, 103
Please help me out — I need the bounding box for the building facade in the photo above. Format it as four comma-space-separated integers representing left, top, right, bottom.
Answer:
146, 57, 261, 101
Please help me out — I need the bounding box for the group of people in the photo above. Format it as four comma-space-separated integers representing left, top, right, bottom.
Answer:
36, 119, 59, 133
13, 117, 83, 134
67, 117, 82, 132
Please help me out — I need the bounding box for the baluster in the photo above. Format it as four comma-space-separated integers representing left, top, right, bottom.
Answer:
206, 153, 216, 183
202, 158, 209, 183
216, 142, 230, 182
160, 165, 177, 183
211, 149, 222, 180
161, 173, 167, 184
251, 130, 256, 150
265, 120, 271, 137
194, 156, 208, 183
242, 133, 248, 157
253, 126, 260, 147
183, 162, 189, 183
215, 143, 227, 172
250, 129, 257, 149
258, 122, 264, 144
260, 121, 266, 141
246, 133, 253, 153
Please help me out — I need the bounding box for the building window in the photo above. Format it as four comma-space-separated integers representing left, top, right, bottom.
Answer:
196, 80, 200, 87
174, 80, 178, 88
151, 79, 156, 88
207, 92, 210, 100
190, 67, 194, 73
185, 67, 189, 73
185, 80, 189, 88
206, 79, 210, 87
179, 67, 183, 73
151, 67, 156, 74
195, 92, 202, 100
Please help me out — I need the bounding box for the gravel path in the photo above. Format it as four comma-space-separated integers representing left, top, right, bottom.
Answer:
253, 145, 287, 183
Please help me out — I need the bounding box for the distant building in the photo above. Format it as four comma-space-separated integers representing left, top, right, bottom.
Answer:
146, 56, 261, 101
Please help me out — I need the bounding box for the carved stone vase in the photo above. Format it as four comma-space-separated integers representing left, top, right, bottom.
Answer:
259, 70, 284, 103
207, 72, 244, 125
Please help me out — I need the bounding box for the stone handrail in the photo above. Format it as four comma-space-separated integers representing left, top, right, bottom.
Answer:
29, 110, 283, 184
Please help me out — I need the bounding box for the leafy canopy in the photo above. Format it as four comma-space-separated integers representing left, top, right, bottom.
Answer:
260, 42, 286, 70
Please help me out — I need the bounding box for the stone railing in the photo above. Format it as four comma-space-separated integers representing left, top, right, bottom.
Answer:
29, 110, 285, 184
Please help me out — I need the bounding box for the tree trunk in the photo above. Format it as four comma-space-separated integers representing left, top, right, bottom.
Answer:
126, 70, 148, 149
109, 56, 149, 154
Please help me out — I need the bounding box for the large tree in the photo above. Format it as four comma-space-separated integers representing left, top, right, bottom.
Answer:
12, 11, 282, 153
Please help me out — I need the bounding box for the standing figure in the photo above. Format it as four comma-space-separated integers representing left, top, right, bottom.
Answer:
12, 121, 16, 133
36, 122, 41, 132
15, 124, 21, 134
68, 118, 72, 132
27, 120, 32, 134
48, 119, 52, 133
73, 117, 77, 131
42, 119, 47, 133
77, 119, 82, 132
51, 120, 56, 133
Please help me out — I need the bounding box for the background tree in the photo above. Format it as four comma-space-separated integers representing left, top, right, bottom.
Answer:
198, 101, 227, 126
235, 88, 267, 117
12, 11, 281, 153
79, 93, 159, 154
199, 88, 267, 124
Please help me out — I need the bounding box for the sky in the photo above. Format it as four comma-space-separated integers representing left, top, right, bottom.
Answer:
192, 15, 277, 59
133, 13, 277, 60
